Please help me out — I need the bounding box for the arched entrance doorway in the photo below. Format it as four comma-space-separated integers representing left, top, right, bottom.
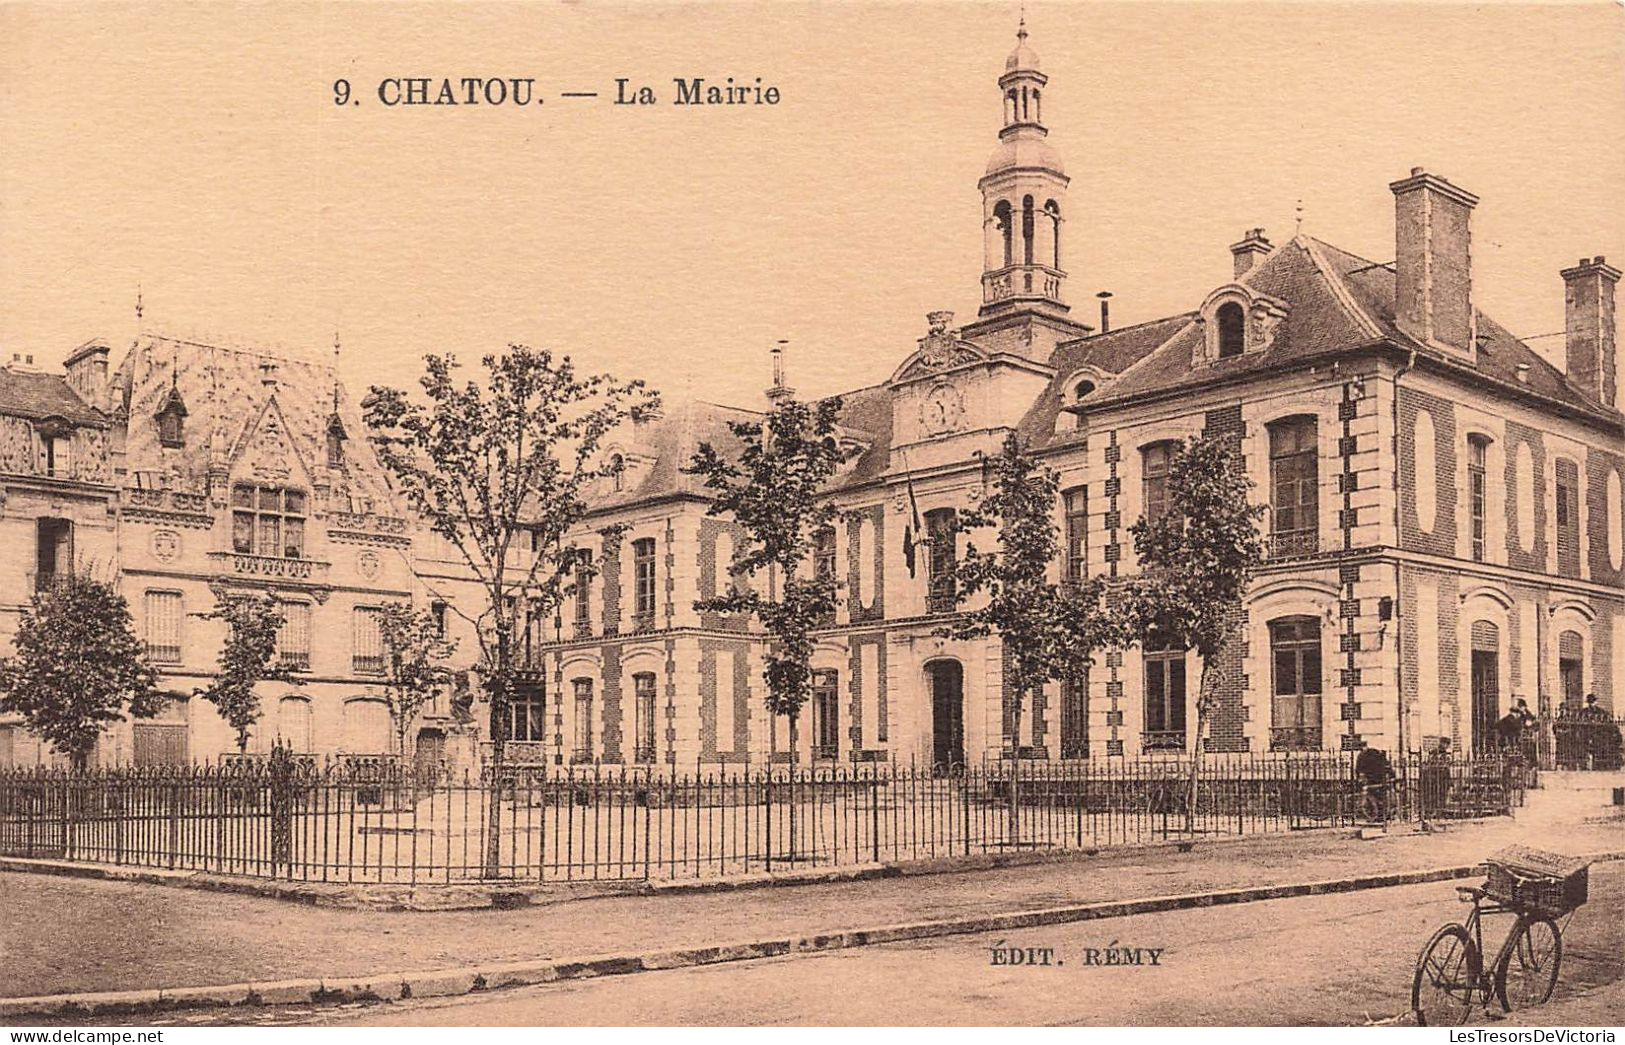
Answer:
1469, 621, 1500, 754
927, 660, 964, 770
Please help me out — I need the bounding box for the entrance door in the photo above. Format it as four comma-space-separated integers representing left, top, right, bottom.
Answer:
929, 661, 964, 770
1470, 650, 1499, 755
414, 729, 446, 785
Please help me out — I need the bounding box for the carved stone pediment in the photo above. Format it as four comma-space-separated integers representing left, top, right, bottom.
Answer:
892, 311, 988, 384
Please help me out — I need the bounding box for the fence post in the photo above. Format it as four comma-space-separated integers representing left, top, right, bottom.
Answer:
870, 772, 880, 865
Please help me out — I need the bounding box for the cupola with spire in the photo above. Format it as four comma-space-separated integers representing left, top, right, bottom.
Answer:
979, 16, 1071, 318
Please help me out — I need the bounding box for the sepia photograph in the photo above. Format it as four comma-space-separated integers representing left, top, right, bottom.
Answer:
1, 0, 1622, 1034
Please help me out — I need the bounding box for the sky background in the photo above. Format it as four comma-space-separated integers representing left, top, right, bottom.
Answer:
3, 1, 1623, 410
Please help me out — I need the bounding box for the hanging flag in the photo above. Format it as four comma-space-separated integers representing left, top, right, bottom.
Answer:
903, 464, 924, 578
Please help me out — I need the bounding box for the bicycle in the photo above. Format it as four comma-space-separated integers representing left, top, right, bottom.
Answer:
1411, 872, 1566, 1026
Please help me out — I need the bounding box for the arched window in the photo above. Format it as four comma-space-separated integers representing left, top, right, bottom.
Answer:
1044, 200, 1061, 269
633, 672, 658, 764
278, 695, 313, 753
1031, 89, 1041, 124
1073, 379, 1095, 402
1021, 196, 1035, 266
1268, 416, 1319, 556
1005, 89, 1017, 125
994, 201, 1013, 268
1141, 441, 1178, 524
1217, 302, 1246, 359
1269, 617, 1322, 751
1467, 434, 1490, 562
341, 697, 389, 754
572, 678, 594, 762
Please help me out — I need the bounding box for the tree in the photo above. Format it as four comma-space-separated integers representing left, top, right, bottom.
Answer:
0, 573, 162, 770
684, 395, 846, 768
197, 592, 290, 754
377, 602, 458, 762
941, 433, 1119, 841
1120, 432, 1265, 833
364, 345, 657, 876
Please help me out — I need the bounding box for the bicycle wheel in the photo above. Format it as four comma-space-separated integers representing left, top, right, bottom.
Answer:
1496, 914, 1562, 1011
1413, 923, 1481, 1026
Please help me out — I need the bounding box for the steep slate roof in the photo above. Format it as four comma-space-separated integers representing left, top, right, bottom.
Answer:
0, 368, 105, 426
1018, 312, 1194, 446
114, 334, 396, 509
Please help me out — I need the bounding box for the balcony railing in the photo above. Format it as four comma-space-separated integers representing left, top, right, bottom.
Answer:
1269, 529, 1320, 559
1270, 726, 1324, 752
1142, 730, 1187, 752
352, 654, 385, 676
927, 583, 957, 615
279, 651, 311, 672
633, 747, 657, 766
481, 740, 551, 766
146, 643, 182, 666
209, 552, 330, 582
812, 745, 840, 762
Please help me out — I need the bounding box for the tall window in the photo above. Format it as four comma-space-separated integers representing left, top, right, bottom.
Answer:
1269, 617, 1323, 751
573, 550, 593, 635
1558, 630, 1584, 711
1269, 417, 1319, 556
431, 600, 448, 640
278, 696, 313, 752
633, 672, 657, 764
509, 684, 547, 743
352, 606, 384, 674
1217, 302, 1246, 359
610, 454, 625, 493
144, 590, 183, 664
1141, 442, 1177, 525
35, 518, 73, 591
39, 425, 71, 478
232, 484, 306, 559
926, 508, 957, 613
814, 526, 837, 625
995, 200, 1013, 267
632, 537, 657, 624
1468, 435, 1489, 562
1063, 486, 1088, 586
1021, 195, 1035, 265
277, 601, 311, 671
572, 679, 594, 762
812, 670, 840, 760
1142, 635, 1187, 751
1044, 200, 1061, 269
1555, 459, 1580, 577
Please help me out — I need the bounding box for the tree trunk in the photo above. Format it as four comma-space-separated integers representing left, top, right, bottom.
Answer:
787, 710, 799, 861
1184, 662, 1214, 837
483, 631, 510, 879
1008, 689, 1023, 847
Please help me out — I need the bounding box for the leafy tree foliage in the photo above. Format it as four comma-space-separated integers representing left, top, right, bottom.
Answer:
685, 396, 846, 761
0, 574, 162, 769
364, 345, 656, 874
377, 602, 459, 758
943, 434, 1117, 756
198, 593, 290, 753
1120, 432, 1265, 828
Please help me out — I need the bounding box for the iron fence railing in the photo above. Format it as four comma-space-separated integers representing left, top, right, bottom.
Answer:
0, 752, 1523, 886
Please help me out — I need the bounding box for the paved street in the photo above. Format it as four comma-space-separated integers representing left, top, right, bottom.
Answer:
5, 809, 1619, 1002
134, 862, 1625, 1027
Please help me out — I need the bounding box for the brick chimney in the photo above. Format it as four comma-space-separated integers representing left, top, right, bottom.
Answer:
1390, 168, 1479, 356
1560, 255, 1619, 408
1230, 228, 1272, 278
63, 339, 112, 412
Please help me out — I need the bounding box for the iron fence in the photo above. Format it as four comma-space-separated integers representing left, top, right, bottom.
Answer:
0, 752, 1522, 886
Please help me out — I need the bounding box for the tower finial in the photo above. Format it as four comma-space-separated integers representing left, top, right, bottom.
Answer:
767, 340, 793, 403
1018, 4, 1027, 39
135, 285, 144, 329
332, 330, 342, 413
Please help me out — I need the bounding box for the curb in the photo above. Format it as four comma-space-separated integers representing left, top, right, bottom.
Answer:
7, 850, 1621, 1021
0, 825, 1337, 911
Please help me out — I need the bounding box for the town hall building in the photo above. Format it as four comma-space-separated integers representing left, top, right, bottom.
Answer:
1, 24, 1620, 770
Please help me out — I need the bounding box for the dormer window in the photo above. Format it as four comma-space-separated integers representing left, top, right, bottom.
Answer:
154, 386, 188, 449
610, 454, 626, 493
1197, 286, 1288, 366
1217, 302, 1246, 359
326, 414, 347, 469
1073, 379, 1096, 401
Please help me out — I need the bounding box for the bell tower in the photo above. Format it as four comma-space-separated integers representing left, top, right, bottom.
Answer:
978, 18, 1070, 318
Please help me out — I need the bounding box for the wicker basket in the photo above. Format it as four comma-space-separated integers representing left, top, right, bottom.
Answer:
1484, 845, 1589, 915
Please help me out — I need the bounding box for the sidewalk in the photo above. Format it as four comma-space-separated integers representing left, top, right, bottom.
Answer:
2, 806, 1621, 1012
